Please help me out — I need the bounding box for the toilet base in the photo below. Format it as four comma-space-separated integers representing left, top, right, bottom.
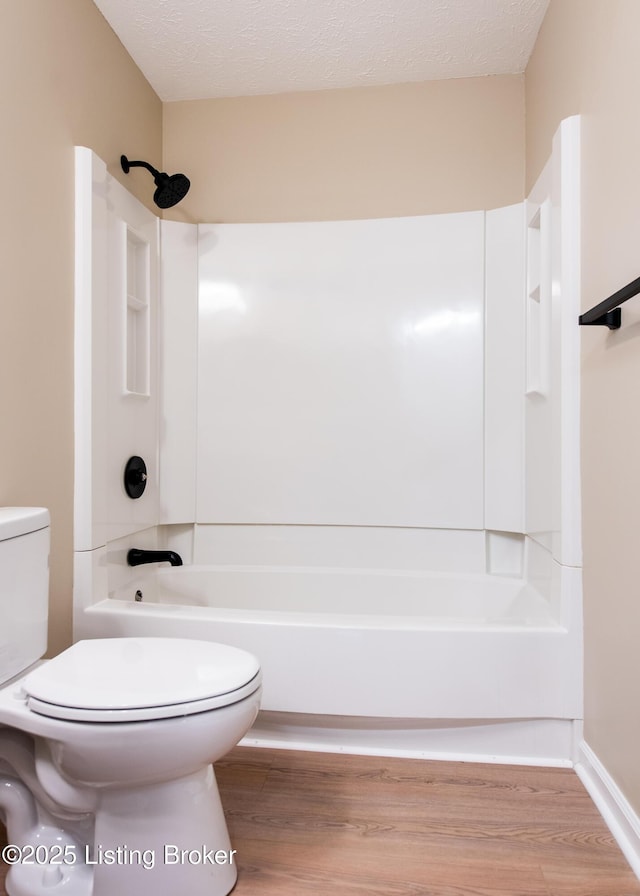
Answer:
91, 765, 237, 896
6, 766, 237, 896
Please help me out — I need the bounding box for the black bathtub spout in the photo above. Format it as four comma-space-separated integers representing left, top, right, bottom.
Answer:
127, 549, 183, 567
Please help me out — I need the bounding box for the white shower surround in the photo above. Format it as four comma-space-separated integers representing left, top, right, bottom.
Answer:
73, 117, 582, 763
160, 205, 526, 535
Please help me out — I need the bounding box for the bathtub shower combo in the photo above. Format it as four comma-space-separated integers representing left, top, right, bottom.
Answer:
74, 117, 582, 764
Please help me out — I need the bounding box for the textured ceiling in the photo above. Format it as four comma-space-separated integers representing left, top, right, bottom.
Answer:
93, 0, 549, 101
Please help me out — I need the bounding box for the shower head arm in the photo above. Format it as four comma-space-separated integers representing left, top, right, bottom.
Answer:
120, 155, 161, 180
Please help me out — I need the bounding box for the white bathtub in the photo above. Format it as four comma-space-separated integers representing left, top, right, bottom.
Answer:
79, 565, 581, 722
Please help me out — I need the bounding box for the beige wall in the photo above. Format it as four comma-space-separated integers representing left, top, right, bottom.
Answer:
163, 75, 524, 223
0, 0, 161, 655
527, 0, 640, 814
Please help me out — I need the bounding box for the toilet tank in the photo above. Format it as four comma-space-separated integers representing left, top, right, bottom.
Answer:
0, 508, 50, 685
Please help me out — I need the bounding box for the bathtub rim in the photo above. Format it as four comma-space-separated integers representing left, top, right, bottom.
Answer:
107, 562, 562, 630
91, 596, 567, 633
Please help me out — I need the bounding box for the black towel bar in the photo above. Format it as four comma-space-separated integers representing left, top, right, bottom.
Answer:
579, 275, 640, 329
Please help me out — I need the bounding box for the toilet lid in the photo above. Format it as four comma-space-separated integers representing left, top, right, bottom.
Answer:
23, 638, 261, 723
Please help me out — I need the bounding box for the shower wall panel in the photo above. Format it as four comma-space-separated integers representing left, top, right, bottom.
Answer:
74, 147, 160, 550
196, 213, 485, 529
159, 221, 198, 524
484, 203, 526, 534
525, 117, 582, 568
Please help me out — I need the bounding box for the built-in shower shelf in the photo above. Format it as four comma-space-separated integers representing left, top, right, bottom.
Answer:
127, 294, 147, 312
579, 275, 640, 329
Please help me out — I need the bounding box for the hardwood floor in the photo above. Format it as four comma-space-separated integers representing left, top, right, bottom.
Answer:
1, 746, 640, 895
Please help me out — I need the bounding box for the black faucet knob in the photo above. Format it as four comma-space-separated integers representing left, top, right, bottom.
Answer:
124, 456, 148, 499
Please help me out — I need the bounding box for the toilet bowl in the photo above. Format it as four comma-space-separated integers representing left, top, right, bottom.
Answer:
0, 508, 261, 896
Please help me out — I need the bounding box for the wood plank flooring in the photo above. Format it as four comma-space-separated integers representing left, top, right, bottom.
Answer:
2, 745, 640, 895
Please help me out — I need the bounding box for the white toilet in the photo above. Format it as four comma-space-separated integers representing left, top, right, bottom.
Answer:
0, 508, 261, 896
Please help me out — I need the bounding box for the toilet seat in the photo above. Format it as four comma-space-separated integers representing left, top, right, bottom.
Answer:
22, 637, 261, 723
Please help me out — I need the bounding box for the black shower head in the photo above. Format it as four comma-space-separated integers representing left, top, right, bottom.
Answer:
152, 171, 191, 209
120, 155, 190, 209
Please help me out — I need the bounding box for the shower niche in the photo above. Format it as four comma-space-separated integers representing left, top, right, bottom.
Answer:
125, 226, 151, 397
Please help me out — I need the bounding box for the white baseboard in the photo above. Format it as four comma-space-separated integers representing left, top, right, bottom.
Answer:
575, 740, 640, 879
241, 711, 577, 767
